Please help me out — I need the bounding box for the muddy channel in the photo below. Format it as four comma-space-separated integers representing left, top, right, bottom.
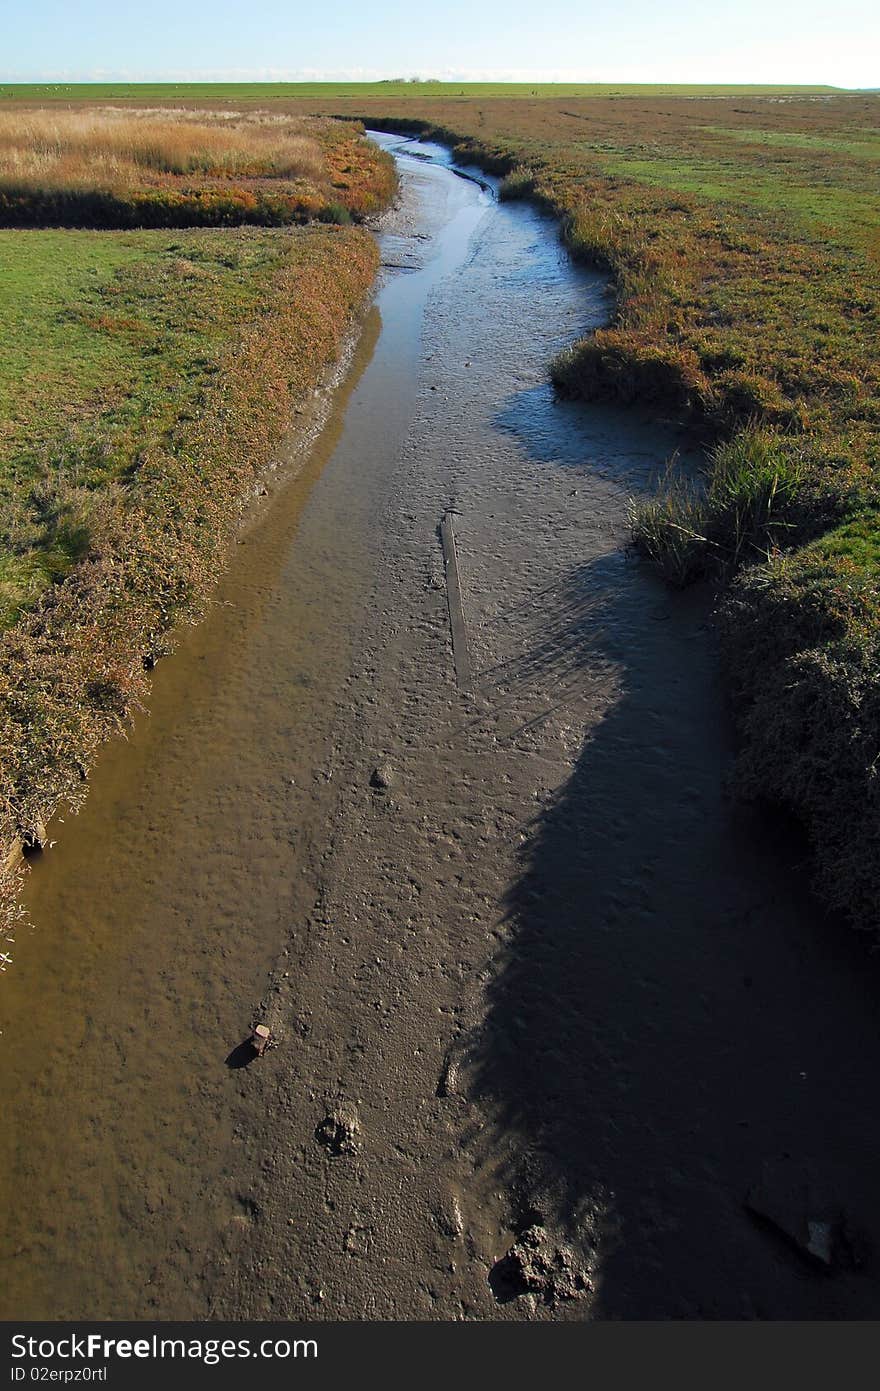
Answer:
3, 134, 880, 1321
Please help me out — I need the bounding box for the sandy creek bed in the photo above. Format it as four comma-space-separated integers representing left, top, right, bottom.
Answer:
2, 134, 880, 1320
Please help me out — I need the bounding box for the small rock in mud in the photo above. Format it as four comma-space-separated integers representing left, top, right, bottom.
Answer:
489, 1223, 592, 1304
370, 763, 395, 791
315, 1109, 361, 1156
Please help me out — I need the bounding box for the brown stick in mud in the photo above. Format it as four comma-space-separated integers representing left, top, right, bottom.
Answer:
440, 508, 472, 694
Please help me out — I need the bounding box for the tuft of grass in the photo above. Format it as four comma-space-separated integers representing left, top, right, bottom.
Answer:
498, 165, 537, 201
630, 429, 833, 584
628, 463, 711, 587
317, 200, 353, 224
700, 428, 807, 567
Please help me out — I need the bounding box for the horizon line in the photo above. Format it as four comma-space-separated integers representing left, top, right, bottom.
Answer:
0, 78, 873, 91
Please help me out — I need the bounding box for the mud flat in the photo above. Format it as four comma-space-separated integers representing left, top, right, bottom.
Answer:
2, 135, 880, 1321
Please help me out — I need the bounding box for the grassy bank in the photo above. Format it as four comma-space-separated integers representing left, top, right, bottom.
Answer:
0, 111, 392, 936
263, 86, 880, 932
1, 227, 366, 627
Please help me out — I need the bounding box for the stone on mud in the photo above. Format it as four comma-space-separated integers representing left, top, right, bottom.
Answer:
369, 763, 395, 791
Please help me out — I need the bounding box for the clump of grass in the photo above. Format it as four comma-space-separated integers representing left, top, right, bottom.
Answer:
317, 200, 352, 225
708, 369, 798, 432
628, 463, 711, 586
0, 447, 103, 623
630, 429, 810, 584
552, 334, 707, 413
498, 164, 537, 201
703, 428, 807, 564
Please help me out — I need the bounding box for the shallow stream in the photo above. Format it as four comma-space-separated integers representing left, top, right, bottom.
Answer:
3, 135, 880, 1320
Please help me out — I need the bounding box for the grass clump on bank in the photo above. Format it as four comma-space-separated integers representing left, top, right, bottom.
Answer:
0, 109, 396, 227
498, 165, 537, 201
629, 428, 864, 587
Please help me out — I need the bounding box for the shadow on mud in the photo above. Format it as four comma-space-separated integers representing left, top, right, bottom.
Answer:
465, 415, 880, 1316
225, 1039, 258, 1070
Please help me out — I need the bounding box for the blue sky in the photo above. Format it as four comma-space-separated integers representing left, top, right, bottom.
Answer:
3, 0, 877, 87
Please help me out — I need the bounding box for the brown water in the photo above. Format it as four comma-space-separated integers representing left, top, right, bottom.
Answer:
4, 135, 880, 1321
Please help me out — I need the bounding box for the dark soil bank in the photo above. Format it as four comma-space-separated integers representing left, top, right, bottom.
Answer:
2, 136, 880, 1320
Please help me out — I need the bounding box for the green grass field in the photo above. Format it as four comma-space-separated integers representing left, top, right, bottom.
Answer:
0, 82, 847, 103
0, 229, 271, 469
0, 227, 294, 624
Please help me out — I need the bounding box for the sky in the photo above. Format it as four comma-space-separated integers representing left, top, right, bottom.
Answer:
2, 0, 877, 88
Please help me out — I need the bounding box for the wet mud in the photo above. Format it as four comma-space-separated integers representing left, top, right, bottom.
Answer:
3, 135, 880, 1321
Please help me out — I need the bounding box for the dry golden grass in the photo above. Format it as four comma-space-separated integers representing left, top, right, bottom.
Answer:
0, 108, 397, 225
0, 108, 327, 188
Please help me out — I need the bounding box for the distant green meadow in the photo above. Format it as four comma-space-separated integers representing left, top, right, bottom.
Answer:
0, 81, 848, 104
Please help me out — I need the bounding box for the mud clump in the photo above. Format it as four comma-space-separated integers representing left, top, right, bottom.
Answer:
489, 1223, 593, 1304
315, 1109, 361, 1156
369, 763, 395, 792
